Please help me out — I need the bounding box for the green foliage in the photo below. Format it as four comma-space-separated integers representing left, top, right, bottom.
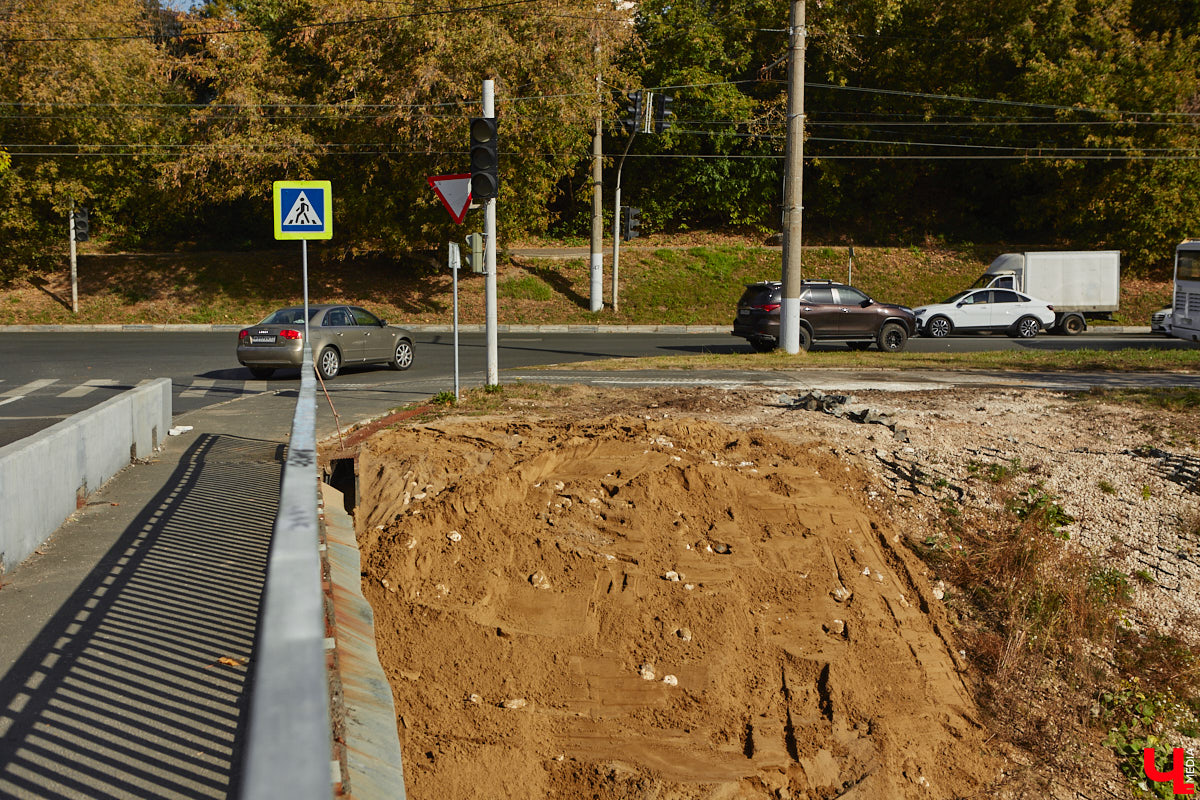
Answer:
1101, 680, 1200, 798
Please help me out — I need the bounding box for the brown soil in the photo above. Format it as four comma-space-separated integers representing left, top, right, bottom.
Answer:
351, 387, 1012, 799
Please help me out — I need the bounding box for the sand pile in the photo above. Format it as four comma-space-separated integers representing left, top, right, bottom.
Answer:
351, 406, 1005, 799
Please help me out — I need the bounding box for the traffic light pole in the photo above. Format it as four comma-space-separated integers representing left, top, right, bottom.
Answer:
611, 129, 637, 311
780, 0, 806, 354
483, 79, 499, 386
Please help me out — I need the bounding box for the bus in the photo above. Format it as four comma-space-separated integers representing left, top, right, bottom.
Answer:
1168, 239, 1200, 342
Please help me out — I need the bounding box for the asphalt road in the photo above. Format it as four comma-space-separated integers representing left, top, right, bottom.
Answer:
0, 329, 1192, 448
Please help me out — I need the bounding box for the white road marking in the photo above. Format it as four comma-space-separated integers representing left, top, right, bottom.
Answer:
57, 379, 118, 398
1, 379, 57, 397
179, 379, 217, 398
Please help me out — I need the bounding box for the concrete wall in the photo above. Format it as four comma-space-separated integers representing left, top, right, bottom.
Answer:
0, 378, 171, 575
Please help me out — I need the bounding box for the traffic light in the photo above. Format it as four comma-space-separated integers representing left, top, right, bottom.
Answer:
72, 208, 89, 242
622, 206, 641, 241
654, 93, 674, 134
464, 233, 485, 274
469, 117, 499, 200
623, 91, 643, 134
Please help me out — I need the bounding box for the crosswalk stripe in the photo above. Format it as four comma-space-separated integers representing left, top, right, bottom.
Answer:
179, 378, 217, 399
1, 379, 57, 398
57, 379, 119, 398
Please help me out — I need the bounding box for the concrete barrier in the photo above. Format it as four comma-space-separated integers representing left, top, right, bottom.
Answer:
0, 378, 171, 575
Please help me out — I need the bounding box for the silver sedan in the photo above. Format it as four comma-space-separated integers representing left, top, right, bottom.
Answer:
237, 304, 414, 380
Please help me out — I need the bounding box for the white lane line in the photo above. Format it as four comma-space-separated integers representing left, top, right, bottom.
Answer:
57, 379, 119, 398
0, 396, 23, 408
179, 379, 217, 398
1, 379, 57, 397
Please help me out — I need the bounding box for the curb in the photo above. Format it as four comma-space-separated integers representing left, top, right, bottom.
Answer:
0, 324, 1154, 334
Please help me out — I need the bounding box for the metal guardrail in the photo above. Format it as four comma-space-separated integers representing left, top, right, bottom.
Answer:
238, 352, 334, 799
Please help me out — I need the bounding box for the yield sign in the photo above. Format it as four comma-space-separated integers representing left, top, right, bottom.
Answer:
428, 173, 472, 224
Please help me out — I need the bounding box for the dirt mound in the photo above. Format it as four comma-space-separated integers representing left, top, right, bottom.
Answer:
355, 411, 1002, 798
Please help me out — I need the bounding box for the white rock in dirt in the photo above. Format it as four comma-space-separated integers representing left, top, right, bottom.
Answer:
932, 580, 946, 601
664, 570, 681, 582
639, 664, 656, 681
824, 619, 846, 636
529, 571, 552, 590
502, 698, 528, 709
662, 675, 679, 687
448, 531, 462, 543
677, 627, 693, 642
468, 693, 483, 704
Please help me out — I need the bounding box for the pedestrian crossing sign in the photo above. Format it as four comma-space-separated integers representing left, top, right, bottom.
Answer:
273, 180, 333, 240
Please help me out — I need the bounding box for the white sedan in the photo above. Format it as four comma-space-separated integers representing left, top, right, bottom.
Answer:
914, 289, 1056, 338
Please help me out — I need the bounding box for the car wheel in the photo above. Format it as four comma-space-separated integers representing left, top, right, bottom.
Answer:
1060, 315, 1085, 335
390, 338, 414, 370
925, 316, 952, 338
749, 338, 777, 353
317, 346, 341, 380
876, 322, 909, 353
1013, 316, 1041, 339
248, 367, 274, 379
796, 326, 812, 353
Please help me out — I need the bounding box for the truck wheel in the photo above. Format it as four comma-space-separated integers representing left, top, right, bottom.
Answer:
925, 316, 952, 338
1013, 316, 1041, 339
876, 322, 908, 353
1059, 315, 1085, 335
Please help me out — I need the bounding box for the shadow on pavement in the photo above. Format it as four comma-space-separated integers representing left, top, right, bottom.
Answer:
0, 434, 285, 800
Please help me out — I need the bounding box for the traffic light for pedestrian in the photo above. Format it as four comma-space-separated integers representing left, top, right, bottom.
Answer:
469, 117, 499, 200
464, 233, 485, 273
654, 93, 674, 133
72, 208, 89, 242
623, 91, 643, 134
622, 206, 641, 241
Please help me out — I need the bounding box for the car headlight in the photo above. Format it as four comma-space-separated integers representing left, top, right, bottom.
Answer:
913, 308, 926, 317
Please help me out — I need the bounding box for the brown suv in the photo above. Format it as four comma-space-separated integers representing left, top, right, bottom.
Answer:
732, 280, 916, 353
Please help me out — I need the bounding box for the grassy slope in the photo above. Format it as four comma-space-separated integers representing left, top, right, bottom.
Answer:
0, 236, 1172, 327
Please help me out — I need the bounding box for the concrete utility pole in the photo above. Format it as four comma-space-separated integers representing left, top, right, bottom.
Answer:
780, 0, 806, 353
589, 37, 604, 312
483, 79, 499, 386
68, 200, 79, 314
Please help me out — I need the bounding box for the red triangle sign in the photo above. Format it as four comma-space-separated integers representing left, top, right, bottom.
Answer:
428, 173, 472, 224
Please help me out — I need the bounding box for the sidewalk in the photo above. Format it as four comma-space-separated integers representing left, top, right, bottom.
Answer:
0, 396, 298, 799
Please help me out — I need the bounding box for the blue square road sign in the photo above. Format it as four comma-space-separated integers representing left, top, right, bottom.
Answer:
273, 181, 333, 240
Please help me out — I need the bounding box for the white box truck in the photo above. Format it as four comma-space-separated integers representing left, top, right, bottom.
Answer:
970, 250, 1120, 335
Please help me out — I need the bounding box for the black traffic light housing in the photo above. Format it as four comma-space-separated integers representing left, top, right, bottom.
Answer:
72, 207, 89, 242
469, 117, 499, 199
654, 93, 674, 133
623, 91, 643, 134
622, 206, 641, 241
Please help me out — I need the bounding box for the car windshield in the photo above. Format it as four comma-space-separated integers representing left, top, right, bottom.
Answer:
258, 307, 321, 325
940, 291, 971, 305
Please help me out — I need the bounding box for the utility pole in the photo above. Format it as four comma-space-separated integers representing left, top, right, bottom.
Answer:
589, 37, 604, 312
69, 200, 79, 314
483, 79, 499, 386
780, 0, 806, 353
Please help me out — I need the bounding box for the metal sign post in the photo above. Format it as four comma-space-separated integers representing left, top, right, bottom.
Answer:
449, 242, 461, 400
273, 180, 333, 364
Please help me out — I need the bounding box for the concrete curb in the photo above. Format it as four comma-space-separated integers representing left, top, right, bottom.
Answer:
0, 378, 171, 575
0, 324, 1154, 334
